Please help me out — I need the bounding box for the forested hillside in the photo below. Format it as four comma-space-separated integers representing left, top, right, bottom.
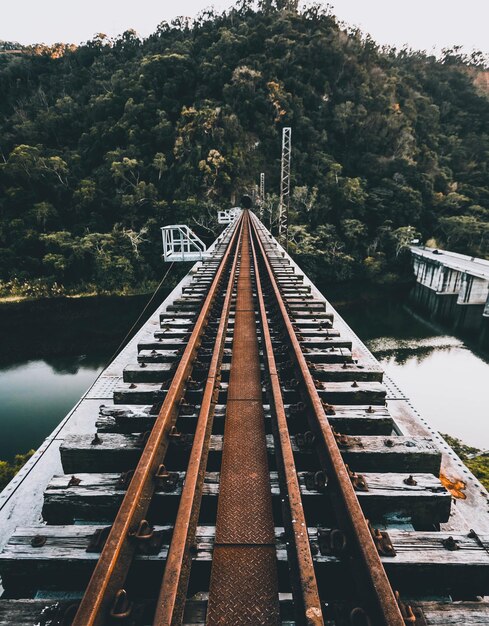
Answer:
1, 1, 488, 295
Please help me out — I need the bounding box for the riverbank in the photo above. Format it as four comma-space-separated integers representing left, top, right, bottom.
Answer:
441, 435, 489, 490
0, 291, 143, 305
0, 266, 190, 304
0, 285, 158, 305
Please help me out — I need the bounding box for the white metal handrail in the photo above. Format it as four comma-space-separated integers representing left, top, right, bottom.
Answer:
161, 225, 207, 262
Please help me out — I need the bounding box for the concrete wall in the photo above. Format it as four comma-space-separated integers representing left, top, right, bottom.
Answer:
410, 249, 489, 344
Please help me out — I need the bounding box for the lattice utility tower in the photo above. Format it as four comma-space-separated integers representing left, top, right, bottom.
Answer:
278, 127, 292, 248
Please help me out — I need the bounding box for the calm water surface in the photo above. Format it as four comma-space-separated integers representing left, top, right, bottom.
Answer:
0, 356, 105, 461
335, 290, 489, 450
0, 288, 488, 461
0, 295, 156, 461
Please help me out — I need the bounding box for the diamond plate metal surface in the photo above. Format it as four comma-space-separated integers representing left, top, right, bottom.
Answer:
207, 217, 279, 625
207, 546, 280, 626
216, 400, 275, 544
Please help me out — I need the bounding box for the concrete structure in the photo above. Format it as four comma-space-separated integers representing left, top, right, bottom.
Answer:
411, 246, 489, 342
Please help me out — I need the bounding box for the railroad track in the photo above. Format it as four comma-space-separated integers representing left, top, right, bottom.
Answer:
0, 210, 489, 625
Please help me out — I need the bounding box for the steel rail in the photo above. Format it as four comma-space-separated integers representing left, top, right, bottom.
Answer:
72, 215, 244, 626
250, 215, 405, 626
152, 217, 244, 625
206, 211, 280, 625
249, 228, 324, 626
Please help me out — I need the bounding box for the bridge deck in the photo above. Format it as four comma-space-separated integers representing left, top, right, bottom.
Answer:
0, 212, 488, 624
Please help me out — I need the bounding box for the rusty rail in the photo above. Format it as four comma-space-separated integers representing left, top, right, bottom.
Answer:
205, 211, 280, 625
72, 208, 405, 625
152, 217, 244, 625
72, 214, 244, 626
249, 214, 405, 626
249, 227, 324, 626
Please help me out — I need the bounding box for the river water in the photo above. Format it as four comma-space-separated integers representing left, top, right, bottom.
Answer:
0, 295, 151, 461
0, 287, 488, 461
334, 287, 489, 450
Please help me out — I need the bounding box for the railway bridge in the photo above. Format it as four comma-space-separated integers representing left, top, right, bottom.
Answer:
0, 210, 488, 625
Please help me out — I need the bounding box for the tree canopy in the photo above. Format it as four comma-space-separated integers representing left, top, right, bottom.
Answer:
0, 3, 488, 293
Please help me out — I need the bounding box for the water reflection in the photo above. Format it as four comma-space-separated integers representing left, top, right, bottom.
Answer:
334, 290, 489, 450
369, 336, 464, 366
2, 287, 488, 460
0, 358, 103, 461
0, 294, 159, 461
43, 354, 108, 375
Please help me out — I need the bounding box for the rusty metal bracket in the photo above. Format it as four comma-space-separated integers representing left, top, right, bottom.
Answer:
317, 527, 349, 557
368, 523, 396, 557
178, 399, 197, 416
304, 470, 328, 492
295, 430, 316, 450
333, 429, 351, 448
321, 400, 336, 415
346, 465, 368, 492
87, 526, 112, 553
168, 425, 192, 448
118, 470, 135, 490
169, 425, 182, 441
128, 520, 165, 556
109, 589, 145, 625
394, 591, 426, 625
154, 464, 180, 492
186, 376, 201, 390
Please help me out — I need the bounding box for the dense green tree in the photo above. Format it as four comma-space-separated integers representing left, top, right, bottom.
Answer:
0, 3, 488, 294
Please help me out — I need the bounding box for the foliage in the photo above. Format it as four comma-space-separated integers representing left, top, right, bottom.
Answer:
0, 450, 35, 491
441, 433, 489, 490
0, 278, 65, 298
0, 4, 488, 294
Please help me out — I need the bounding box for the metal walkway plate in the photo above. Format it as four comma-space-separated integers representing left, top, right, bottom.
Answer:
206, 217, 280, 625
